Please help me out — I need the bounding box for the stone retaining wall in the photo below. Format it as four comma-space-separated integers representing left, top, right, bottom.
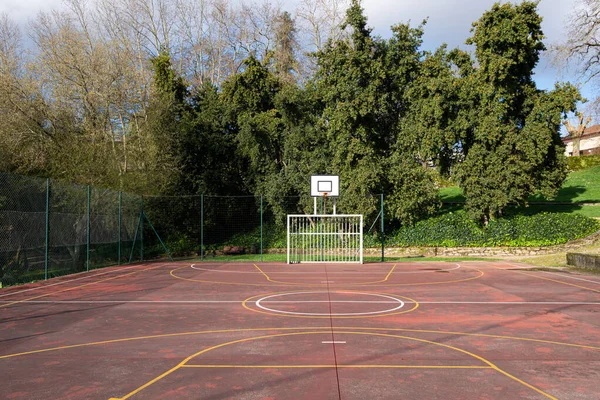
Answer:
268, 230, 600, 258
566, 253, 600, 269
362, 230, 600, 258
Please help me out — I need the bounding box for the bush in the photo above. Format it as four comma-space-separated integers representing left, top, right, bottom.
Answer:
223, 223, 287, 249
567, 154, 600, 171
386, 211, 600, 247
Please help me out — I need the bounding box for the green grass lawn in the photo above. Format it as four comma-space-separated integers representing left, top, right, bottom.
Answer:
187, 254, 497, 263
531, 165, 600, 203
439, 185, 465, 202
439, 165, 600, 210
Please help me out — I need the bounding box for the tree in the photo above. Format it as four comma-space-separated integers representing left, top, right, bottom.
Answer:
221, 56, 283, 192
272, 11, 298, 85
314, 0, 388, 218
456, 2, 580, 224
554, 0, 600, 110
563, 111, 592, 156
314, 0, 438, 224
144, 50, 188, 193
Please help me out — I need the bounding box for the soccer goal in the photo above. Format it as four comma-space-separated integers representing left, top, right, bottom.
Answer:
287, 214, 363, 263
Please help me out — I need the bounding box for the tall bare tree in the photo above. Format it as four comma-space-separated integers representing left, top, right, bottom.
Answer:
563, 111, 593, 156
554, 0, 600, 110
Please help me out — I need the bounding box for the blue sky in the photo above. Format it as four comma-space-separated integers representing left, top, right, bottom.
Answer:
0, 0, 590, 118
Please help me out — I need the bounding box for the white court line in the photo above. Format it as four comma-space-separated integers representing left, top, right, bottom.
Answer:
322, 341, 346, 344
416, 301, 600, 305
190, 264, 461, 274
537, 271, 600, 285
0, 264, 148, 299
0, 300, 399, 304
504, 262, 600, 285
1, 300, 599, 305
255, 291, 406, 316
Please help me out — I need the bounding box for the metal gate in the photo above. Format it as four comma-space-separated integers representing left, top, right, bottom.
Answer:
287, 214, 363, 264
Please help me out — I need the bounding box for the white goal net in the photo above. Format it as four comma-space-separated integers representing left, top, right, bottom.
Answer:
287, 214, 363, 263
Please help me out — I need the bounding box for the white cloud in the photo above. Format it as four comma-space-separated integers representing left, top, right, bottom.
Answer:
0, 0, 65, 23
0, 0, 586, 97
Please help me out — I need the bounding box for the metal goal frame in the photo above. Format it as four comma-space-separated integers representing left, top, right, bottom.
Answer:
287, 214, 363, 264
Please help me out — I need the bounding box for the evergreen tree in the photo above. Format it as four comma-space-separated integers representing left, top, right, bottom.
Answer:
315, 0, 438, 223
457, 1, 580, 223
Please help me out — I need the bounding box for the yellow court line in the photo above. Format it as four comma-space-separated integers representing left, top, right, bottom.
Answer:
3, 325, 600, 361
0, 264, 165, 309
384, 264, 397, 281
512, 270, 600, 294
181, 364, 492, 369
112, 331, 557, 400
170, 265, 484, 287
253, 264, 272, 282
241, 291, 419, 319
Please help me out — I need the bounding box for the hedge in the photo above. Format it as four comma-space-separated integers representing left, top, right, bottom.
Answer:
384, 212, 600, 247
567, 154, 600, 171
214, 212, 599, 250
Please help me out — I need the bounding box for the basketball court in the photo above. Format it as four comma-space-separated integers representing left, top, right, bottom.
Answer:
1, 260, 600, 399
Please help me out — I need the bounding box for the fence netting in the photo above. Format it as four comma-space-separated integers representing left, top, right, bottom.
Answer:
0, 173, 145, 285
1, 172, 389, 286
0, 173, 47, 285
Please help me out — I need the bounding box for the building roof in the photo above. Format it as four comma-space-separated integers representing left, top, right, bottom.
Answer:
562, 124, 600, 143
584, 124, 600, 135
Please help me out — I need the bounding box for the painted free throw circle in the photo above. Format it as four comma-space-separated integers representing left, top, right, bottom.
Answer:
255, 291, 405, 316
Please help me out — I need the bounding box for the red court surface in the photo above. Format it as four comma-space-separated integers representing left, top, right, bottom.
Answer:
1, 261, 600, 399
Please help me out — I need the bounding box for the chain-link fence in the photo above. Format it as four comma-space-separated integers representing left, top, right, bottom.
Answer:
1, 173, 392, 286
0, 173, 144, 286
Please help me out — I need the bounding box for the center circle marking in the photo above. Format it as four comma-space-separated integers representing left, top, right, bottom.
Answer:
255, 291, 405, 316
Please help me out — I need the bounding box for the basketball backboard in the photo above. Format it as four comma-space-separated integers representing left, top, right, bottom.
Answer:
311, 175, 339, 197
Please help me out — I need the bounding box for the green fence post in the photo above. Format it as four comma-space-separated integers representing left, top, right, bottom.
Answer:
200, 194, 204, 261
144, 212, 173, 261
381, 193, 385, 262
140, 196, 144, 262
87, 185, 91, 271
118, 191, 122, 265
45, 178, 50, 280
128, 211, 143, 264
260, 195, 263, 262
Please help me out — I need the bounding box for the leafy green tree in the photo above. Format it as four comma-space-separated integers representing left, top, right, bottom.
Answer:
221, 56, 328, 220
142, 50, 189, 194
221, 56, 283, 191
176, 83, 245, 195
315, 0, 438, 223
456, 1, 580, 223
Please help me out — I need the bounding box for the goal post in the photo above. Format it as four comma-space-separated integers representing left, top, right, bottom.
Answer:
287, 214, 363, 264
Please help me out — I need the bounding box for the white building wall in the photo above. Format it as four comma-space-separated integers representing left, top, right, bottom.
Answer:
564, 136, 600, 156
564, 140, 573, 156
581, 136, 600, 153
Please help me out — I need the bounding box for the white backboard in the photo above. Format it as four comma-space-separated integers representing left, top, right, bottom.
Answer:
311, 175, 339, 197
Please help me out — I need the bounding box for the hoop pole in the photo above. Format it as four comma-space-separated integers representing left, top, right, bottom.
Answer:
313, 197, 317, 215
